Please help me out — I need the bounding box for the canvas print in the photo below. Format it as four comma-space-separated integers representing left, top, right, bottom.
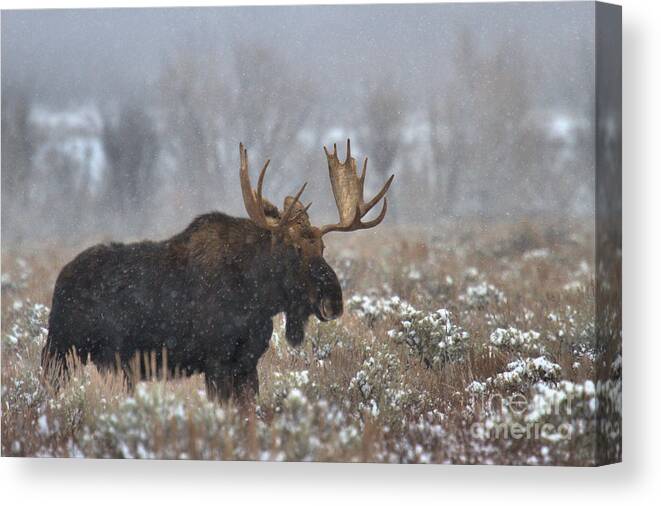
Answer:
1, 2, 621, 465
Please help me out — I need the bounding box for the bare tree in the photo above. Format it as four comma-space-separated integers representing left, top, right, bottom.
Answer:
157, 49, 227, 214
429, 29, 547, 217
222, 43, 316, 199
478, 38, 536, 215
101, 101, 159, 234
427, 30, 478, 216
1, 83, 35, 241
231, 43, 314, 152
361, 80, 406, 221
157, 42, 316, 218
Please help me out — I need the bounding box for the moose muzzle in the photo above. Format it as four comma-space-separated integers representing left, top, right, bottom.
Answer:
310, 257, 343, 322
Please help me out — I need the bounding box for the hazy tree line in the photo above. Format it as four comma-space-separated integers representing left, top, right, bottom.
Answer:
1, 31, 594, 246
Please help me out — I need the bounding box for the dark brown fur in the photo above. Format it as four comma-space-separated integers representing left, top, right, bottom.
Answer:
42, 211, 343, 400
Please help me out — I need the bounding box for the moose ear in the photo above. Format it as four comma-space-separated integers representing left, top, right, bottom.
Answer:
283, 197, 311, 226
261, 198, 280, 220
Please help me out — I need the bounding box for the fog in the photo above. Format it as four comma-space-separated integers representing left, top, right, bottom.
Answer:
1, 3, 595, 246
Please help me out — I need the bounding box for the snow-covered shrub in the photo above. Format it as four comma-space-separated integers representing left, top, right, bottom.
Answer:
459, 282, 507, 308
3, 357, 48, 413
468, 379, 599, 465
271, 393, 362, 462
563, 280, 585, 292
466, 380, 488, 395
547, 306, 595, 344
522, 248, 550, 261
1, 302, 51, 427
3, 301, 49, 351
571, 342, 596, 362
271, 388, 314, 461
266, 370, 313, 412
406, 265, 423, 281
388, 307, 468, 369
349, 350, 397, 414
393, 413, 447, 464
488, 327, 544, 355
348, 347, 424, 426
526, 380, 596, 426
463, 267, 480, 281
488, 357, 562, 389
1, 257, 32, 292
83, 384, 228, 459
347, 294, 413, 326
307, 319, 351, 362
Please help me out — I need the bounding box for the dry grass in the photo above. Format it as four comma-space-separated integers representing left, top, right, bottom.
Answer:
1, 219, 620, 464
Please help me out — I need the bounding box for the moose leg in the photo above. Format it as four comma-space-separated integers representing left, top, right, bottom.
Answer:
233, 368, 259, 401
204, 369, 234, 402
204, 366, 259, 403
229, 319, 269, 401
203, 320, 269, 403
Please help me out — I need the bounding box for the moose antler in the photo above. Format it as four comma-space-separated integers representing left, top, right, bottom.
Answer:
320, 139, 394, 235
239, 143, 307, 231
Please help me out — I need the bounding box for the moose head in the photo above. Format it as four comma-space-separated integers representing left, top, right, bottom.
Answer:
239, 139, 395, 345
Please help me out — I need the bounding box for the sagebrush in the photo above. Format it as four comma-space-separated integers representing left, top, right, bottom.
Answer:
1, 220, 620, 464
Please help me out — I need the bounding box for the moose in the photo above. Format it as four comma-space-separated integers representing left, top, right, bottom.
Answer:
42, 140, 394, 401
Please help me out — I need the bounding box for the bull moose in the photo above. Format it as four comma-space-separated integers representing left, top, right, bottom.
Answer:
42, 140, 394, 400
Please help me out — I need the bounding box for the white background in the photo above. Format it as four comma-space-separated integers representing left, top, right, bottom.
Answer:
1, 0, 658, 504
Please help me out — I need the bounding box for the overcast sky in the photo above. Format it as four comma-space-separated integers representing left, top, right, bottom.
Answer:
2, 3, 594, 107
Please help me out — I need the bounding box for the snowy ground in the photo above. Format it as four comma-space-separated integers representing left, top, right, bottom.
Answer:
1, 219, 620, 464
